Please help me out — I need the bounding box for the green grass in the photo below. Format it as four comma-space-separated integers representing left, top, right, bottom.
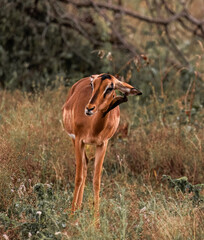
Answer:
0, 179, 203, 239
0, 86, 203, 239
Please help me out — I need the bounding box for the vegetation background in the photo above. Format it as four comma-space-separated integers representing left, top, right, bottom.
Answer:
0, 0, 204, 239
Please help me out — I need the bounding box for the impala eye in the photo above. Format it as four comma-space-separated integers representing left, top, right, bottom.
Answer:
90, 82, 93, 89
106, 88, 113, 94
104, 86, 113, 98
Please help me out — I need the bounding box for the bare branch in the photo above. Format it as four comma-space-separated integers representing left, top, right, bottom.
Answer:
164, 25, 189, 66
49, 1, 99, 45
162, 0, 204, 38
89, 0, 140, 56
60, 0, 186, 25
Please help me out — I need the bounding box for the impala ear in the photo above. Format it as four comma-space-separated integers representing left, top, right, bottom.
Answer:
115, 79, 142, 96
90, 74, 100, 82
102, 95, 128, 117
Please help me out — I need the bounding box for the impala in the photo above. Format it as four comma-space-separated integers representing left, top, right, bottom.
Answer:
62, 73, 142, 223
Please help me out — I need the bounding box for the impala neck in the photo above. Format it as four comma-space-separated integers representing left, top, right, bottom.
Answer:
92, 110, 112, 136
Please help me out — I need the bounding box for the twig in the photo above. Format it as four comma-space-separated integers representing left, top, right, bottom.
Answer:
164, 25, 189, 65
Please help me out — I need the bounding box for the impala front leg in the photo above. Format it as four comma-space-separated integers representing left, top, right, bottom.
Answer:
93, 140, 108, 224
71, 138, 85, 213
76, 151, 88, 209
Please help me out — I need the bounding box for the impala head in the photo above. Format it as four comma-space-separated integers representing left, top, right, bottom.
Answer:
85, 74, 142, 116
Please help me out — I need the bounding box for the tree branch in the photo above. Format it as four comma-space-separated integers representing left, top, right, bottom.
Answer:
60, 0, 186, 26
162, 0, 204, 38
89, 0, 140, 56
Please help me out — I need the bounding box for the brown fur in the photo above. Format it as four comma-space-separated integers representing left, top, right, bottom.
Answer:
62, 74, 142, 225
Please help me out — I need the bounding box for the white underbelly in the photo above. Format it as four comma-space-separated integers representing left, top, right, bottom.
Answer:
68, 133, 75, 139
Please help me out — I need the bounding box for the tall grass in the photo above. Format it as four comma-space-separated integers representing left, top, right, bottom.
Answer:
0, 87, 74, 210
0, 85, 203, 239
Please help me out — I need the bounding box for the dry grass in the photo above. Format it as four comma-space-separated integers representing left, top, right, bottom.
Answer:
0, 86, 203, 239
0, 87, 74, 210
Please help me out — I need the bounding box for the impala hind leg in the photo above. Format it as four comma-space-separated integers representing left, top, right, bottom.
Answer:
71, 139, 85, 213
93, 141, 108, 226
